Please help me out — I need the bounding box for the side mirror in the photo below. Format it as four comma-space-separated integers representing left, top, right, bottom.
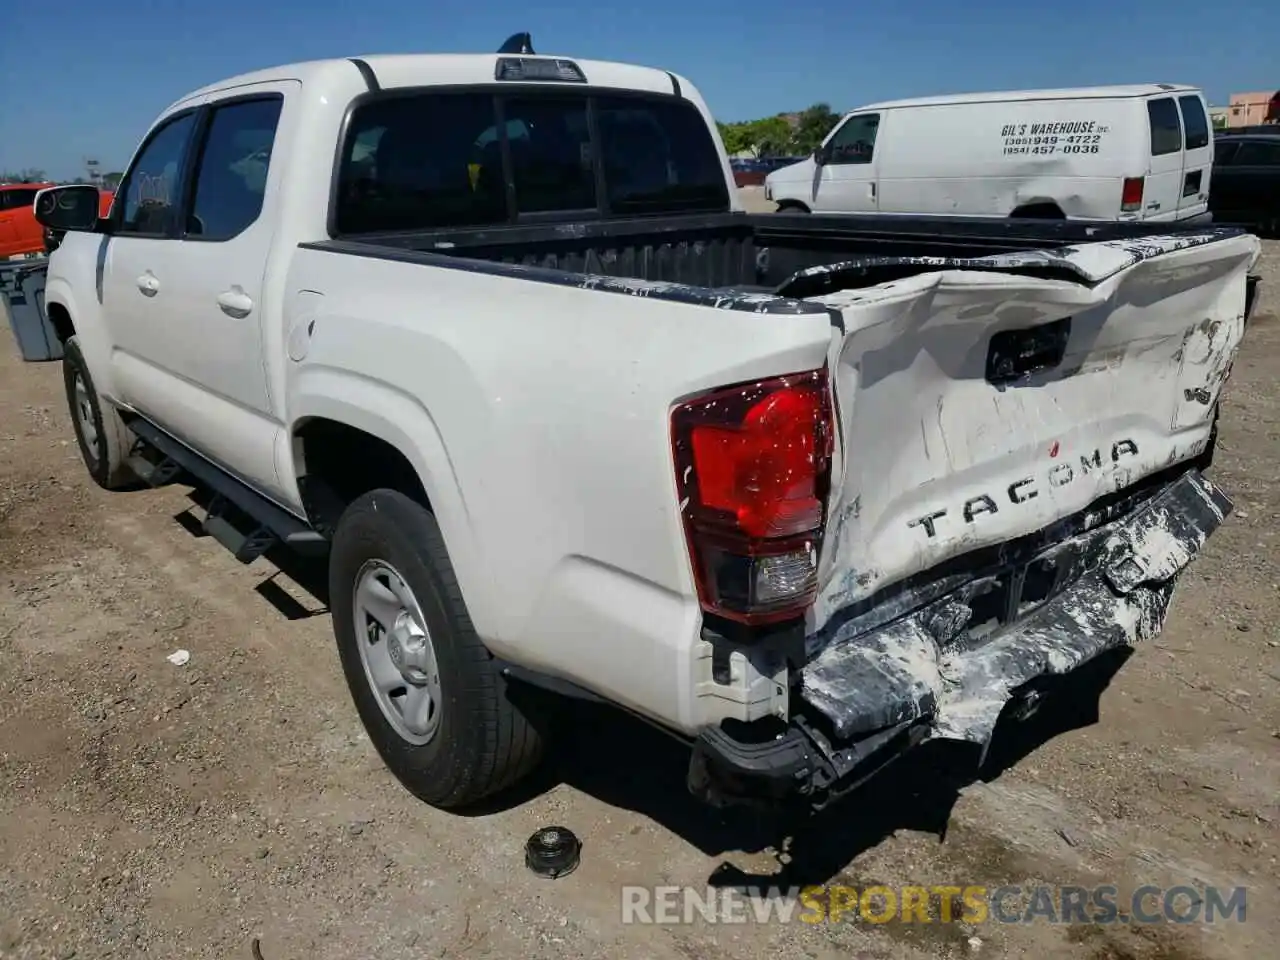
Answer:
813, 143, 832, 166
33, 185, 104, 234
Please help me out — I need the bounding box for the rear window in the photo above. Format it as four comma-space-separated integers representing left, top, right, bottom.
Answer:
1177, 95, 1210, 150
333, 89, 729, 234
1147, 98, 1183, 156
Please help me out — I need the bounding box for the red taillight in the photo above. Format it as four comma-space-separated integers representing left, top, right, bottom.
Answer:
1121, 176, 1144, 212
671, 368, 835, 625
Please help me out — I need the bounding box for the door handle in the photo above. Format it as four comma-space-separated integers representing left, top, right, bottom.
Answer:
136, 273, 160, 297
216, 288, 254, 318
1146, 201, 1161, 210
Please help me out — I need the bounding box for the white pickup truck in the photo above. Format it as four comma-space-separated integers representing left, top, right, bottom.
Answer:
33, 36, 1262, 813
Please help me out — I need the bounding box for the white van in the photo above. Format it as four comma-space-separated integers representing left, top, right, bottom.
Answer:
764, 84, 1214, 223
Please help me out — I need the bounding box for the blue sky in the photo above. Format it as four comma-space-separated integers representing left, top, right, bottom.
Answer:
3, 0, 1276, 180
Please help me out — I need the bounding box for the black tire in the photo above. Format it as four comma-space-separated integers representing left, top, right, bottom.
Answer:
776, 203, 810, 214
329, 489, 544, 808
62, 335, 136, 490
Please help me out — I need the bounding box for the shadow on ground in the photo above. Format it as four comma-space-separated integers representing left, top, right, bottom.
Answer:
166, 487, 1131, 887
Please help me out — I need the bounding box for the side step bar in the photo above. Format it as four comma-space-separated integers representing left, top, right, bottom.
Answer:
123, 414, 328, 563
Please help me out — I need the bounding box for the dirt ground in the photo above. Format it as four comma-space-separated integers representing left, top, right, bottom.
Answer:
1, 217, 1277, 960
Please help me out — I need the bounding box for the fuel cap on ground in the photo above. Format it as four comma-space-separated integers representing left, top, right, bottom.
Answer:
525, 825, 581, 878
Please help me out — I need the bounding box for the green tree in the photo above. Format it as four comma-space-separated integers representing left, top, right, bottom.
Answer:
717, 121, 753, 156
793, 103, 841, 154
746, 116, 795, 157
0, 167, 47, 183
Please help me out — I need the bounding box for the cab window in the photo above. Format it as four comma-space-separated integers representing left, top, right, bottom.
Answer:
826, 114, 879, 164
118, 112, 197, 236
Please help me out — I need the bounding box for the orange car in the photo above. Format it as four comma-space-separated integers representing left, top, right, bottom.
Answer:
1, 182, 114, 258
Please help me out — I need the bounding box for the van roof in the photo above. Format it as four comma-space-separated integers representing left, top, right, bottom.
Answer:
856, 84, 1200, 111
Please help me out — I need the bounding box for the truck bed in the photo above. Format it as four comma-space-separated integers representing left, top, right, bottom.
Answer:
310, 212, 1257, 307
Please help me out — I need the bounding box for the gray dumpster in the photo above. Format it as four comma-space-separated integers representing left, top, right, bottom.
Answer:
1, 259, 60, 362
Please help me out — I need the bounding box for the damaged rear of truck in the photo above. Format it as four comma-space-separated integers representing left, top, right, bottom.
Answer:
679, 226, 1261, 810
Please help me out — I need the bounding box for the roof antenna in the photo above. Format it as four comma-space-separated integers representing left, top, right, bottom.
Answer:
498, 32, 534, 55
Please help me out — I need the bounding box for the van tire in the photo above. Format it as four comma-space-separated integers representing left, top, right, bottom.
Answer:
329, 489, 545, 809
776, 202, 810, 214
62, 336, 137, 490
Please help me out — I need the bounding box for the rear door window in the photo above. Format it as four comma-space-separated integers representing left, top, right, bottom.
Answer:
187, 97, 282, 240
1147, 98, 1183, 156
1177, 96, 1210, 149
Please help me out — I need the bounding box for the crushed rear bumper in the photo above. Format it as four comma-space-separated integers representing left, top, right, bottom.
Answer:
688, 469, 1231, 810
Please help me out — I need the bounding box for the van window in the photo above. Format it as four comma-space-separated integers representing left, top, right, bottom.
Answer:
1177, 96, 1209, 150
827, 114, 879, 164
1147, 99, 1183, 157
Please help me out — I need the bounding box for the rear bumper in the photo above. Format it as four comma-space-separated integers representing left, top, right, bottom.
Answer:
1177, 210, 1214, 226
688, 469, 1231, 810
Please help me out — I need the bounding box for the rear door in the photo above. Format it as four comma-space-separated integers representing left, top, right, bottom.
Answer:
813, 113, 881, 213
1143, 97, 1184, 221
122, 84, 291, 497
1175, 93, 1212, 218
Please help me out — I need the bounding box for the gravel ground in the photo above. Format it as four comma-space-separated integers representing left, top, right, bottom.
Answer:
1, 211, 1277, 960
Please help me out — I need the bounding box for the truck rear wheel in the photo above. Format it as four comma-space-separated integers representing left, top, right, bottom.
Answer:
62, 335, 137, 490
329, 489, 544, 809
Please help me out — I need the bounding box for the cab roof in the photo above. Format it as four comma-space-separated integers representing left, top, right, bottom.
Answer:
176, 52, 684, 104
856, 84, 1201, 112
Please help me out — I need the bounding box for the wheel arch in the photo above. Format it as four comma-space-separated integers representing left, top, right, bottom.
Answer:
288, 371, 497, 639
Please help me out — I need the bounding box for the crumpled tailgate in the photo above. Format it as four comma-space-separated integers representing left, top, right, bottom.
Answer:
801, 468, 1231, 747
807, 229, 1260, 631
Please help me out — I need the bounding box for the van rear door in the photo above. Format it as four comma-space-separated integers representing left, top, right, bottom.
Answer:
1176, 94, 1212, 219
1143, 97, 1184, 221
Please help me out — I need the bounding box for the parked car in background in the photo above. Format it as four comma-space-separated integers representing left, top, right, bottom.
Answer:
729, 156, 804, 187
1, 181, 57, 258
1209, 133, 1280, 236
1216, 124, 1280, 137
30, 43, 1260, 816
766, 84, 1214, 223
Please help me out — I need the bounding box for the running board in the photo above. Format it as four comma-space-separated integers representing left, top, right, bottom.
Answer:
123, 414, 328, 561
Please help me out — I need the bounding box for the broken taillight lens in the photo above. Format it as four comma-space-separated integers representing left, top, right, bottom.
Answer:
1121, 176, 1145, 213
670, 368, 835, 624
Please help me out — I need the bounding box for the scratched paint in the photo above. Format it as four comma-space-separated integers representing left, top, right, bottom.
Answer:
800, 469, 1231, 751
